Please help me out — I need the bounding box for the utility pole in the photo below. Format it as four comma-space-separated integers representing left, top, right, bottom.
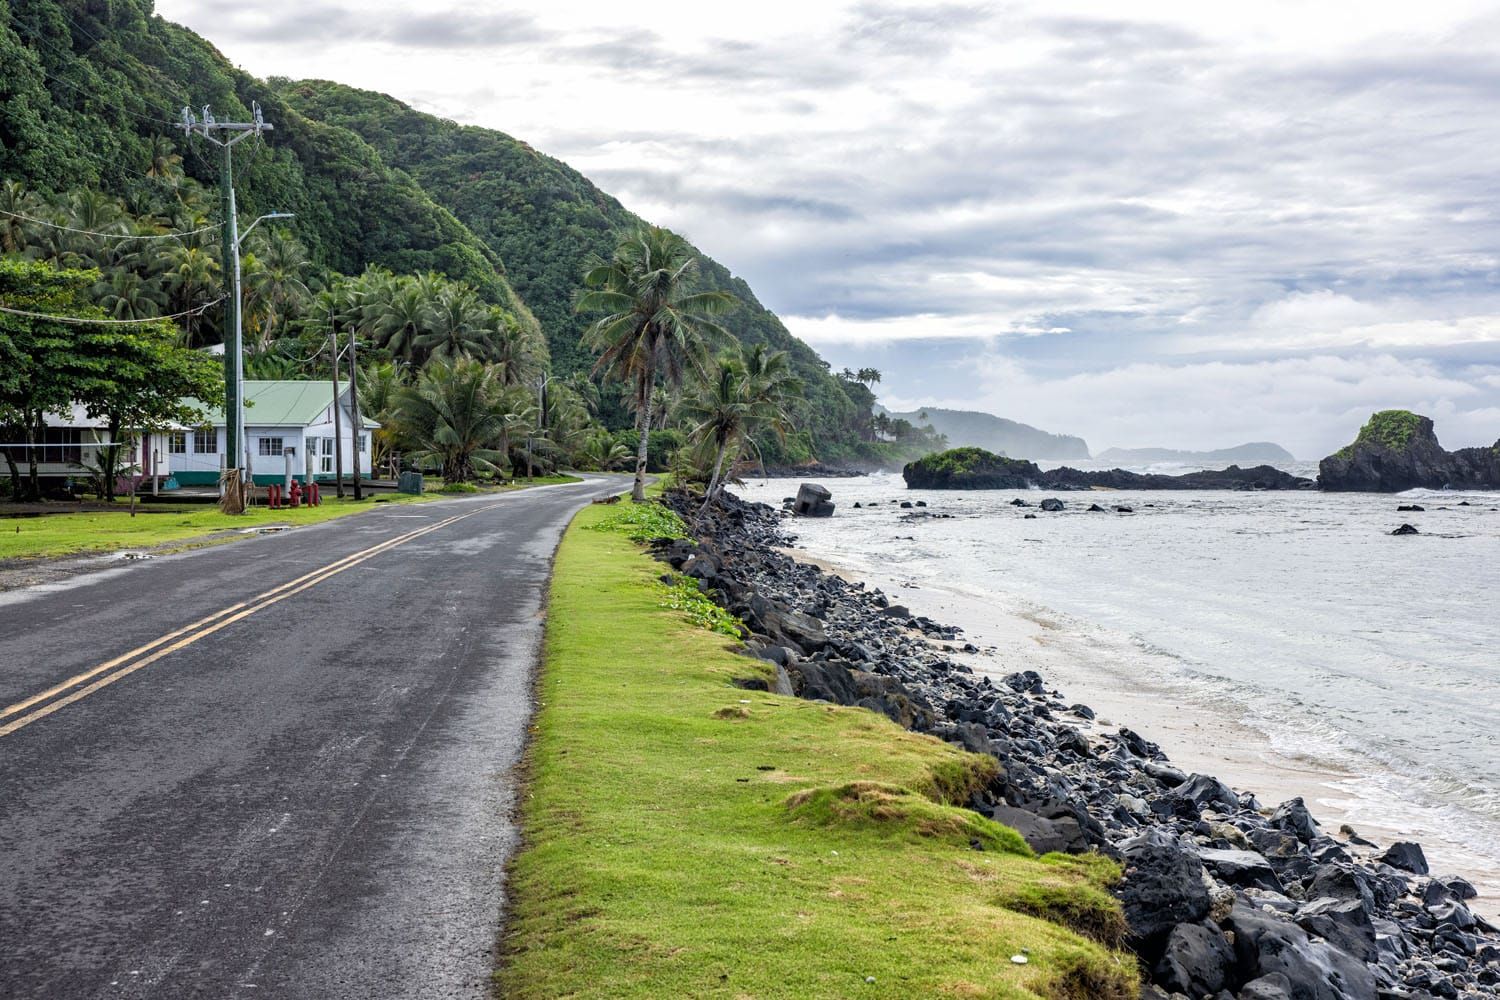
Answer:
329, 326, 346, 499
181, 102, 273, 510
347, 328, 363, 501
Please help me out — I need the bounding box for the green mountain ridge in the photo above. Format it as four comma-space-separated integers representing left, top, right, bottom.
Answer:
0, 0, 539, 336
0, 0, 876, 462
272, 79, 868, 459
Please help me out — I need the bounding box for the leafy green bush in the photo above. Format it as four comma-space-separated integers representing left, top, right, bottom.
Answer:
436, 481, 481, 493
659, 575, 744, 637
587, 500, 687, 542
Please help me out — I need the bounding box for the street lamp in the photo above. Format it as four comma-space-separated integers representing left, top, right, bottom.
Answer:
230, 212, 294, 487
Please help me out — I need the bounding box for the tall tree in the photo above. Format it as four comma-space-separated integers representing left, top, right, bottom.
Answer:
392, 355, 533, 483
577, 226, 735, 501
0, 258, 220, 500
682, 343, 800, 512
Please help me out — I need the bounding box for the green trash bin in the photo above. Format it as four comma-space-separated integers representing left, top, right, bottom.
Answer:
397, 471, 424, 495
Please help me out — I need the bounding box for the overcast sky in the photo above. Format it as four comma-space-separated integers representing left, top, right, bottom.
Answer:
159, 0, 1500, 457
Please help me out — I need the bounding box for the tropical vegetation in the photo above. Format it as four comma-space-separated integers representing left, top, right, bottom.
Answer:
0, 0, 954, 508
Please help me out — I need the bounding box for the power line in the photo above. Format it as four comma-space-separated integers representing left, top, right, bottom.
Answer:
0, 296, 226, 325
0, 209, 220, 241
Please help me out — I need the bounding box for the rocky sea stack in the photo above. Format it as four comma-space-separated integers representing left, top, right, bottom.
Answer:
1319, 411, 1500, 492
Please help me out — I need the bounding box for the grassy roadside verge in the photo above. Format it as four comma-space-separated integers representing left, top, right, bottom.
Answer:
0, 474, 584, 560
497, 500, 1137, 999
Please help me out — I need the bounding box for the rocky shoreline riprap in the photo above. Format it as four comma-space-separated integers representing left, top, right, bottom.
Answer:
653, 489, 1499, 999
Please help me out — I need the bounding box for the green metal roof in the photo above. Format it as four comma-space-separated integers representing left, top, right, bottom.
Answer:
195, 381, 379, 428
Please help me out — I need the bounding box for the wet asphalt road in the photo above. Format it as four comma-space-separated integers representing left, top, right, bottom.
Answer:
0, 477, 622, 999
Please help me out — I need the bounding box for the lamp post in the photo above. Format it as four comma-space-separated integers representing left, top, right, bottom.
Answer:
232, 212, 294, 482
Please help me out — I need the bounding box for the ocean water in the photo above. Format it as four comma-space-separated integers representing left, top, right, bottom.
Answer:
738, 473, 1500, 898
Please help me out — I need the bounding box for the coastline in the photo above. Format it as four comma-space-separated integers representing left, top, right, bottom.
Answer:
785, 545, 1500, 921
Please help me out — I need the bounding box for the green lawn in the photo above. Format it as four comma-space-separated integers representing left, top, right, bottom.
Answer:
0, 473, 585, 560
497, 501, 1136, 1000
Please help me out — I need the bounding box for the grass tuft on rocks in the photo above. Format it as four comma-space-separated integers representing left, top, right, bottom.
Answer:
498, 501, 1137, 999
786, 781, 1033, 856
996, 856, 1129, 948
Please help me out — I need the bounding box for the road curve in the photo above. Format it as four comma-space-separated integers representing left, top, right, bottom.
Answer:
0, 476, 624, 999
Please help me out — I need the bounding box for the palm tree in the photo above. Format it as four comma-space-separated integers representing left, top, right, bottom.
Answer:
372, 275, 430, 365
485, 307, 537, 386
393, 356, 534, 483
97, 270, 165, 320
683, 343, 801, 512
575, 429, 631, 471
145, 135, 183, 180
163, 245, 221, 346
577, 226, 736, 501
243, 229, 311, 351
417, 282, 490, 362
0, 180, 39, 254
357, 360, 409, 477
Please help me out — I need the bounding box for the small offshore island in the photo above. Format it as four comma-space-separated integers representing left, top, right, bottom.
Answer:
903, 410, 1500, 493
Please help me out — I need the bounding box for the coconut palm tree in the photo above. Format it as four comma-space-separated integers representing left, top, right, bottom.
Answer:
243, 229, 311, 351
574, 429, 632, 471
0, 180, 40, 254
417, 282, 490, 362
683, 343, 801, 512
96, 270, 165, 320
145, 135, 183, 180
163, 245, 221, 346
372, 275, 430, 365
393, 356, 535, 483
357, 360, 409, 477
577, 226, 737, 501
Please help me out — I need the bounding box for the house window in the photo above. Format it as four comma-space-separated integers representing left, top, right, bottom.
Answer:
322, 437, 335, 456
45, 427, 83, 463
193, 428, 217, 454
258, 437, 284, 457
358, 434, 367, 454
168, 432, 187, 454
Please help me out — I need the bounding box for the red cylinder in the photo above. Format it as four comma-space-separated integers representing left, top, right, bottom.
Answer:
268, 484, 279, 510
289, 481, 302, 508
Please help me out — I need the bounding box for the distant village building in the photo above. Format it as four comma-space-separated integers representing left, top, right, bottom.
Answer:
10, 381, 377, 490
170, 380, 377, 487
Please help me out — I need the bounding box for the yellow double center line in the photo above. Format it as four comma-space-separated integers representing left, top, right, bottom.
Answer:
0, 503, 502, 739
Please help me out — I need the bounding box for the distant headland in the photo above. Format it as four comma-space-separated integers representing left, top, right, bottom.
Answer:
900, 411, 1498, 492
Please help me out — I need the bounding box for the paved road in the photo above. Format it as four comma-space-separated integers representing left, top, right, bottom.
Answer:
0, 477, 623, 999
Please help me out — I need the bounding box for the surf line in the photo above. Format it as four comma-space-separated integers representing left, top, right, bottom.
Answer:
0, 503, 503, 738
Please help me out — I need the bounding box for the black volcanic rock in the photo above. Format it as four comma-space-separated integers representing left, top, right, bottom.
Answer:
1319, 410, 1500, 492
903, 447, 1315, 491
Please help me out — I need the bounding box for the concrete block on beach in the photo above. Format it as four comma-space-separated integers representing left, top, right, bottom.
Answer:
790, 482, 835, 517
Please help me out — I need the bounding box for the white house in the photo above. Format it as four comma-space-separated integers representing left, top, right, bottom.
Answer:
15, 381, 378, 491
162, 380, 378, 487
1, 403, 139, 485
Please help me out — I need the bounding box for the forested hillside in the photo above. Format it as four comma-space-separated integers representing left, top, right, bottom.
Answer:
273, 80, 874, 461
0, 0, 911, 466
0, 0, 537, 330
